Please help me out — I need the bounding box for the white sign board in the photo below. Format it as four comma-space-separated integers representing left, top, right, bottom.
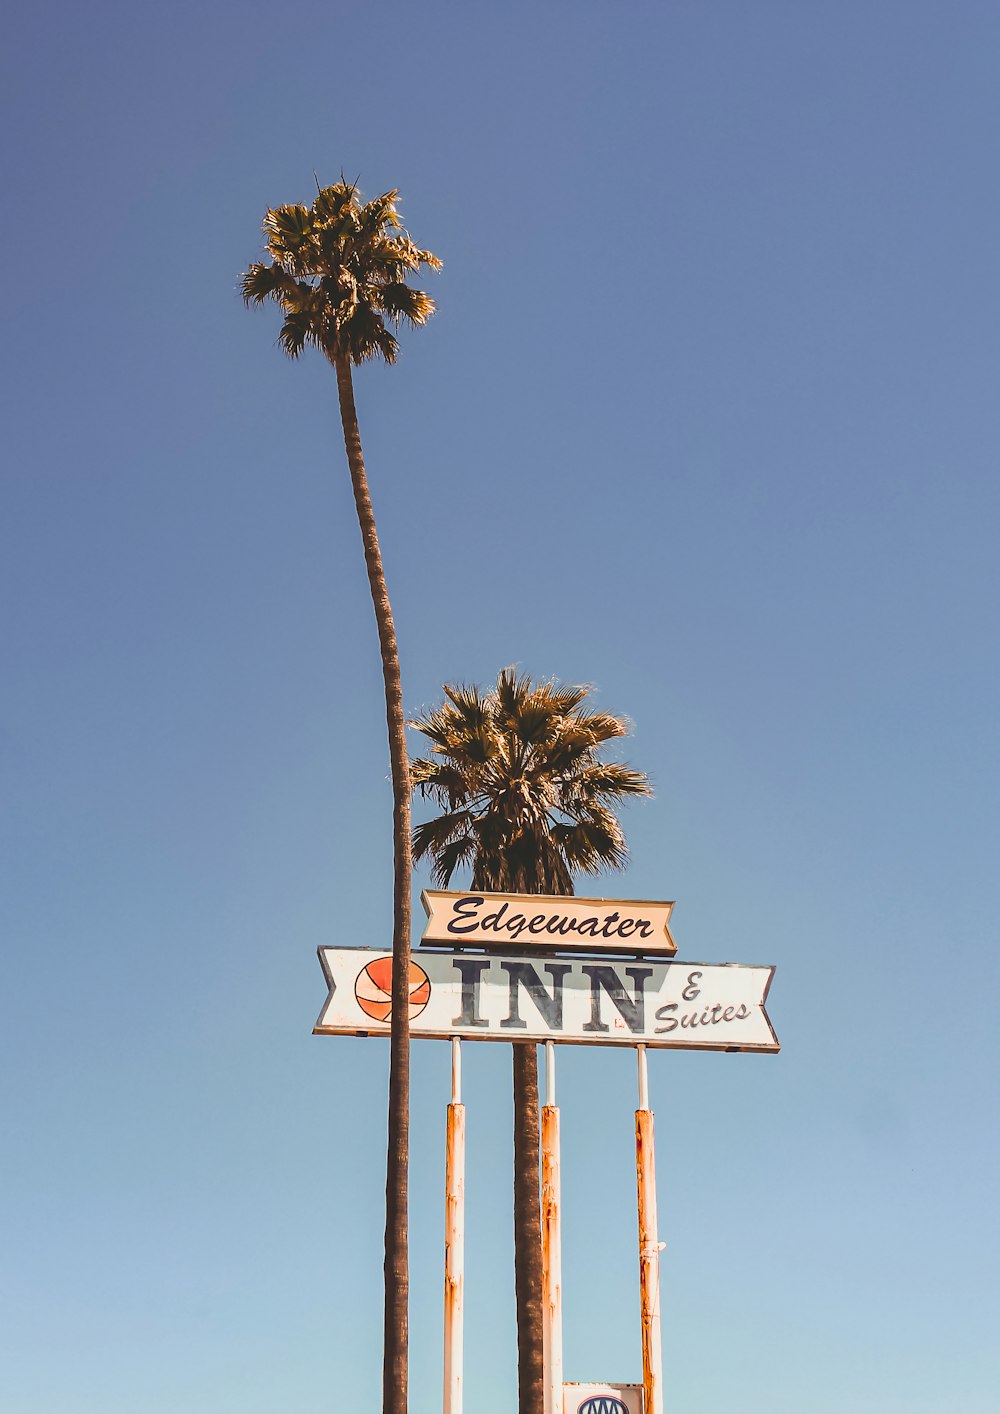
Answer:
421, 890, 676, 955
563, 1384, 643, 1414
314, 947, 778, 1053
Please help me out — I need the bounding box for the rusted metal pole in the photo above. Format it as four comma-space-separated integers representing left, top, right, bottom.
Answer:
541, 1041, 563, 1414
636, 1044, 663, 1414
444, 1038, 465, 1414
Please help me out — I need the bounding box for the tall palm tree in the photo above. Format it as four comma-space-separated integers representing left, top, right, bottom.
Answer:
241, 180, 440, 1414
410, 668, 650, 1414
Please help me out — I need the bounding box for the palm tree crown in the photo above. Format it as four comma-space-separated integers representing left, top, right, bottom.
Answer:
411, 668, 651, 893
241, 181, 441, 365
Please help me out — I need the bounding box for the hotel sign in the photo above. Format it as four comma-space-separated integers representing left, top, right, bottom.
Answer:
421, 890, 677, 956
314, 947, 778, 1053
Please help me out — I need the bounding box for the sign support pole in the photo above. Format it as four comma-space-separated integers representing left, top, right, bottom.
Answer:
636, 1044, 664, 1414
541, 1040, 564, 1414
444, 1037, 465, 1414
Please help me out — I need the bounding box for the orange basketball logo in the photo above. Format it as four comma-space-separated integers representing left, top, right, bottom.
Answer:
355, 956, 431, 1022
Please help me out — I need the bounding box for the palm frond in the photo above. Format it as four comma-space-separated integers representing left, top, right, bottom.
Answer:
410, 759, 475, 808
442, 683, 491, 732
265, 203, 312, 240
397, 235, 443, 273
535, 681, 589, 715
359, 190, 402, 233
372, 282, 436, 326
573, 711, 630, 744
341, 302, 398, 365
241, 262, 298, 306
412, 809, 477, 861
540, 721, 604, 774
495, 666, 529, 719
408, 705, 462, 753
550, 813, 629, 874
263, 204, 320, 275
310, 182, 355, 225
558, 762, 652, 804
277, 311, 314, 359
452, 726, 494, 765
429, 834, 478, 886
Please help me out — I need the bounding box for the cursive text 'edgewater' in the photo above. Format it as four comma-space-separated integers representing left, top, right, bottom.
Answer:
445, 895, 655, 943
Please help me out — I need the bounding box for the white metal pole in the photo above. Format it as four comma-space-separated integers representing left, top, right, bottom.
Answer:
541, 1040, 563, 1414
451, 1032, 462, 1105
546, 1037, 557, 1108
635, 1044, 663, 1414
637, 1040, 649, 1112
444, 1038, 465, 1414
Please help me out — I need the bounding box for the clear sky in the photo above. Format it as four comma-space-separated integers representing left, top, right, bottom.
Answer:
3, 2, 999, 1411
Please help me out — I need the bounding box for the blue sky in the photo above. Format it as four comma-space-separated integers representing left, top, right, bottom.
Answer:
3, 2, 999, 1410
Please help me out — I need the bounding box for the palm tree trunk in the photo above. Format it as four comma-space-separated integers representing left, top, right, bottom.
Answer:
513, 1042, 544, 1414
335, 354, 412, 1414
512, 875, 573, 1414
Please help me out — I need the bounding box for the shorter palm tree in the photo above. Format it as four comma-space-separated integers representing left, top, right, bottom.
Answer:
410, 668, 651, 1414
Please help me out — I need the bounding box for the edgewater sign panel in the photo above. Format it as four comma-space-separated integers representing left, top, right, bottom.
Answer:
421, 890, 677, 955
314, 947, 778, 1052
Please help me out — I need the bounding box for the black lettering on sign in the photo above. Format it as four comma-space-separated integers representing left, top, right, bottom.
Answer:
654, 1002, 678, 1034
656, 994, 754, 1033
682, 970, 702, 1001
440, 893, 662, 945
447, 896, 485, 934
451, 958, 490, 1027
500, 962, 572, 1030
581, 965, 654, 1033
481, 901, 508, 931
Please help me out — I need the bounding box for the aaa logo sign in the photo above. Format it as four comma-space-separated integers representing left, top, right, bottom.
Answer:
564, 1386, 642, 1414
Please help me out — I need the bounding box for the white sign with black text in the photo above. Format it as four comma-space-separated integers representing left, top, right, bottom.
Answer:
314, 947, 778, 1053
